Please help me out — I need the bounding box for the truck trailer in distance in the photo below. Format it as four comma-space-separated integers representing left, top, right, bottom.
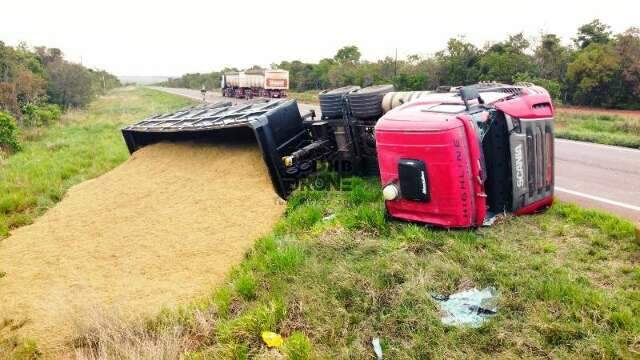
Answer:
221, 69, 289, 99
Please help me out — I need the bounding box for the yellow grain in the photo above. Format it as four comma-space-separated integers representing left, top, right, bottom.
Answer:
0, 141, 284, 350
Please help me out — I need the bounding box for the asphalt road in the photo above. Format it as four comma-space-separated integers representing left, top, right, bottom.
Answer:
151, 86, 640, 223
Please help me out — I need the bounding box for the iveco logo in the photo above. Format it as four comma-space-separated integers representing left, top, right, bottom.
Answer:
420, 171, 427, 194
514, 144, 525, 188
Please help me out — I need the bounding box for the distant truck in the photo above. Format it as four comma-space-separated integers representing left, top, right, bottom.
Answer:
221, 69, 289, 99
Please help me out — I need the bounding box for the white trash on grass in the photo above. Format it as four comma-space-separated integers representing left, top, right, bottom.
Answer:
372, 337, 383, 360
432, 287, 499, 327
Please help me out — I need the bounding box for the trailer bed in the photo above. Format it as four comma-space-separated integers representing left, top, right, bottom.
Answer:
122, 99, 312, 198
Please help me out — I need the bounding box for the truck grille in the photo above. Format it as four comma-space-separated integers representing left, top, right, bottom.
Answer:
510, 117, 554, 210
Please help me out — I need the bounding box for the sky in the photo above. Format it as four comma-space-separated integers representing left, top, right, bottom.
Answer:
1, 0, 637, 77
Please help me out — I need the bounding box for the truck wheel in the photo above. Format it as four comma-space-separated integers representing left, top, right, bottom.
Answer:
347, 84, 394, 120
319, 86, 360, 119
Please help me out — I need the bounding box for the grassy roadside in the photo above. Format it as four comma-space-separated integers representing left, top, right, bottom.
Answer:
72, 179, 640, 359
0, 87, 195, 238
289, 91, 319, 105
550, 110, 640, 149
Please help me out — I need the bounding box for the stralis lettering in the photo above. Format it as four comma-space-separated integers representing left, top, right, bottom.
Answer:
514, 144, 524, 188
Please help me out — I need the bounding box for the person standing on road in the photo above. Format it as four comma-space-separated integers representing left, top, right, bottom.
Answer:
201, 85, 207, 102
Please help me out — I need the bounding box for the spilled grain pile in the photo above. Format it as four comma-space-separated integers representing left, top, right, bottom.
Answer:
0, 142, 284, 349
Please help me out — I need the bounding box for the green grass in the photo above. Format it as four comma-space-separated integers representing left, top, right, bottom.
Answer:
288, 91, 319, 105
0, 87, 195, 239
73, 178, 639, 359
555, 111, 640, 148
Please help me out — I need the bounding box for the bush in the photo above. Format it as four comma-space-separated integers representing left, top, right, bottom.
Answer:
0, 111, 21, 152
22, 103, 62, 127
513, 72, 562, 102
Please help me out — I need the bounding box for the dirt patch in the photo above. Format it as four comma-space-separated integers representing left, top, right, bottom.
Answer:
0, 142, 284, 350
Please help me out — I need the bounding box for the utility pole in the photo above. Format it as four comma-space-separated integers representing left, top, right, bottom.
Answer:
394, 48, 398, 78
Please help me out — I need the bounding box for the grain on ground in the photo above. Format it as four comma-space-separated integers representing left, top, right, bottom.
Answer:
0, 141, 284, 350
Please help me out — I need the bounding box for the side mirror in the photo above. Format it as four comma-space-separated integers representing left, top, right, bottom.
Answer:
460, 86, 484, 111
460, 86, 479, 101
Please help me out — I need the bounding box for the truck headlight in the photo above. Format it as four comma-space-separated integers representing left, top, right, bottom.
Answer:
382, 184, 399, 201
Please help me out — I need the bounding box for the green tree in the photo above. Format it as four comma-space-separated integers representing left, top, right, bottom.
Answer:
86, 69, 121, 96
334, 46, 361, 64
614, 28, 640, 106
0, 83, 19, 116
0, 111, 20, 152
513, 72, 562, 101
311, 58, 335, 89
15, 42, 46, 76
436, 37, 481, 85
46, 59, 94, 108
34, 46, 63, 66
478, 33, 535, 83
574, 19, 612, 49
567, 43, 620, 106
0, 41, 18, 83
160, 23, 640, 108
277, 60, 316, 91
15, 68, 46, 106
534, 33, 572, 80
0, 42, 119, 126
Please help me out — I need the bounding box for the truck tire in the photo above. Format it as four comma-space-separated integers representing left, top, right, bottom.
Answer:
319, 86, 360, 119
381, 91, 433, 113
347, 84, 394, 120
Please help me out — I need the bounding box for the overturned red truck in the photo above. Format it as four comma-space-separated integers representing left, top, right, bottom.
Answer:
376, 85, 554, 227
122, 83, 554, 229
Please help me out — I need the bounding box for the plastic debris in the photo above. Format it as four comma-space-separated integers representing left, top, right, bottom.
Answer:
432, 287, 499, 327
482, 212, 497, 227
372, 337, 383, 360
261, 331, 284, 348
322, 214, 336, 221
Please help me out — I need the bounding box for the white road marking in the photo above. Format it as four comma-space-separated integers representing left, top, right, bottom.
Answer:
555, 138, 640, 153
555, 186, 640, 212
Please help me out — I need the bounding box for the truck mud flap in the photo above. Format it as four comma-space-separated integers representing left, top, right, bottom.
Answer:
509, 117, 554, 211
122, 100, 312, 199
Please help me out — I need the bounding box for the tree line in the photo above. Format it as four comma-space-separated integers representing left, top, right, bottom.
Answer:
161, 19, 640, 109
0, 42, 121, 128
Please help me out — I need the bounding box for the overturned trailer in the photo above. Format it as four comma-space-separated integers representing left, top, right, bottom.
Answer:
122, 100, 319, 199
122, 83, 555, 228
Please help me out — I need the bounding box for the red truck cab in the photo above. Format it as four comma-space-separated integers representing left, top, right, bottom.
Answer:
375, 84, 554, 228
